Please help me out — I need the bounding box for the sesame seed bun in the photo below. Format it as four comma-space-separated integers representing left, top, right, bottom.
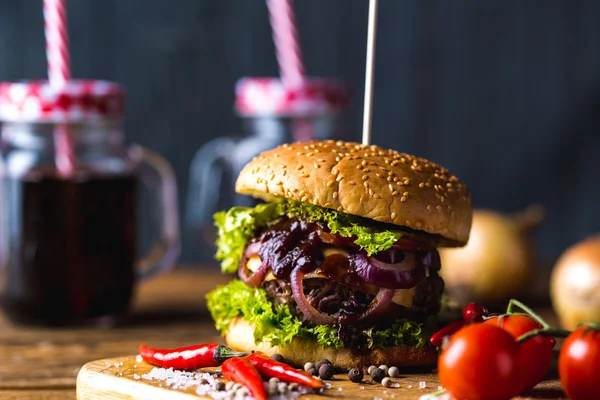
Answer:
225, 318, 438, 369
235, 140, 473, 246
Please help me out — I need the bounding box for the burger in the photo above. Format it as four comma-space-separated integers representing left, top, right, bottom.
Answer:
206, 140, 472, 369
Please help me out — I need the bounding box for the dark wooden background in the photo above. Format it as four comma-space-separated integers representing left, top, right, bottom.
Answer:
1, 0, 599, 267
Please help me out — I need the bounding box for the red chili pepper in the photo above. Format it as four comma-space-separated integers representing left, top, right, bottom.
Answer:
138, 343, 250, 370
247, 352, 324, 389
221, 357, 267, 400
430, 320, 466, 347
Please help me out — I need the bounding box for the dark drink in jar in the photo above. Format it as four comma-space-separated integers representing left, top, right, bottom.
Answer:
0, 80, 180, 326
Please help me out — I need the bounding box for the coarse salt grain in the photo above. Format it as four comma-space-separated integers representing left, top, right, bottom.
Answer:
136, 355, 143, 362
438, 386, 443, 390
133, 374, 140, 380
142, 367, 216, 391
419, 381, 426, 389
408, 385, 413, 388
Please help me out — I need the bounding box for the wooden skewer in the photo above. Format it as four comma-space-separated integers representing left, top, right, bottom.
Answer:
362, 0, 379, 146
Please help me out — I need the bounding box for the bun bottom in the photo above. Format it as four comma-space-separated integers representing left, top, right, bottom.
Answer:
225, 318, 438, 370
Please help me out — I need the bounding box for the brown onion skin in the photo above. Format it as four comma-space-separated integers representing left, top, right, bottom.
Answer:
439, 210, 534, 305
551, 235, 600, 330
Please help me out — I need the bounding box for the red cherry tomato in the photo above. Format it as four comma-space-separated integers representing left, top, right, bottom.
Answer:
438, 324, 521, 400
462, 302, 489, 323
484, 315, 555, 393
559, 326, 600, 400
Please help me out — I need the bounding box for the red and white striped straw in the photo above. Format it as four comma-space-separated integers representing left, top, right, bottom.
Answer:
266, 0, 313, 141
43, 0, 76, 176
266, 0, 305, 87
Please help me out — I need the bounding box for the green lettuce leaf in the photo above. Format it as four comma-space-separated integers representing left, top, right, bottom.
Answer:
206, 279, 427, 349
213, 199, 403, 273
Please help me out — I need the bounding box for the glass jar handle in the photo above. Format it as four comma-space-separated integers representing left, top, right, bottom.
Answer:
130, 145, 180, 279
185, 137, 237, 231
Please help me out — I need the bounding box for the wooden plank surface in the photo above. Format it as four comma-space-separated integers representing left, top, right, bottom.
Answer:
0, 270, 229, 396
76, 356, 566, 400
0, 269, 569, 399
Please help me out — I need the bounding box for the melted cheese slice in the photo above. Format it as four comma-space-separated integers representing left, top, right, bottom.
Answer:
245, 249, 416, 308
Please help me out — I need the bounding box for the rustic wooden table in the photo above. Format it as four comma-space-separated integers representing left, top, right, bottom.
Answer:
0, 269, 567, 400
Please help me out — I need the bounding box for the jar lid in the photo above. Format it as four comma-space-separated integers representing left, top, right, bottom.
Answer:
0, 80, 124, 123
235, 77, 351, 117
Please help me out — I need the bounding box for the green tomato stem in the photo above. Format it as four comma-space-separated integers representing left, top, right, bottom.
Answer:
506, 299, 551, 329
578, 321, 600, 331
516, 327, 572, 343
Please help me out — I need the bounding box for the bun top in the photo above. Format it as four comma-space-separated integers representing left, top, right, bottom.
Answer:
236, 140, 473, 246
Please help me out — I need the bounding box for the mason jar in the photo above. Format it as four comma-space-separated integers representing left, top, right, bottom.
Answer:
186, 77, 350, 260
0, 80, 180, 326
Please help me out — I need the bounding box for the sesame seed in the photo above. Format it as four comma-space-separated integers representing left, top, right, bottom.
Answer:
368, 189, 373, 196
306, 152, 314, 157
296, 165, 304, 170
364, 182, 370, 188
426, 205, 432, 211
436, 205, 442, 211
336, 175, 344, 182
337, 206, 343, 212
333, 191, 338, 199
419, 182, 425, 188
390, 212, 396, 219
401, 196, 407, 202
392, 191, 399, 196
314, 163, 320, 169
388, 184, 394, 191
326, 181, 335, 187
347, 181, 356, 185
362, 175, 368, 180
373, 194, 381, 199
403, 191, 409, 196
301, 196, 309, 202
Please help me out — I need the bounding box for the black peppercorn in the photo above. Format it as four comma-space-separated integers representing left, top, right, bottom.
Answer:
214, 381, 226, 391
371, 367, 385, 383
315, 359, 332, 371
307, 367, 318, 377
318, 363, 334, 380
348, 368, 364, 383
271, 354, 285, 363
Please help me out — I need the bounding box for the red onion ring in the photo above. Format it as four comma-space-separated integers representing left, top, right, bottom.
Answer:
244, 241, 261, 257
290, 267, 335, 325
354, 287, 395, 322
291, 267, 396, 325
354, 251, 426, 289
238, 244, 268, 288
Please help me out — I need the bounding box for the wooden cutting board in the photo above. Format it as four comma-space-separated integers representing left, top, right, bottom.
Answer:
76, 356, 566, 400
